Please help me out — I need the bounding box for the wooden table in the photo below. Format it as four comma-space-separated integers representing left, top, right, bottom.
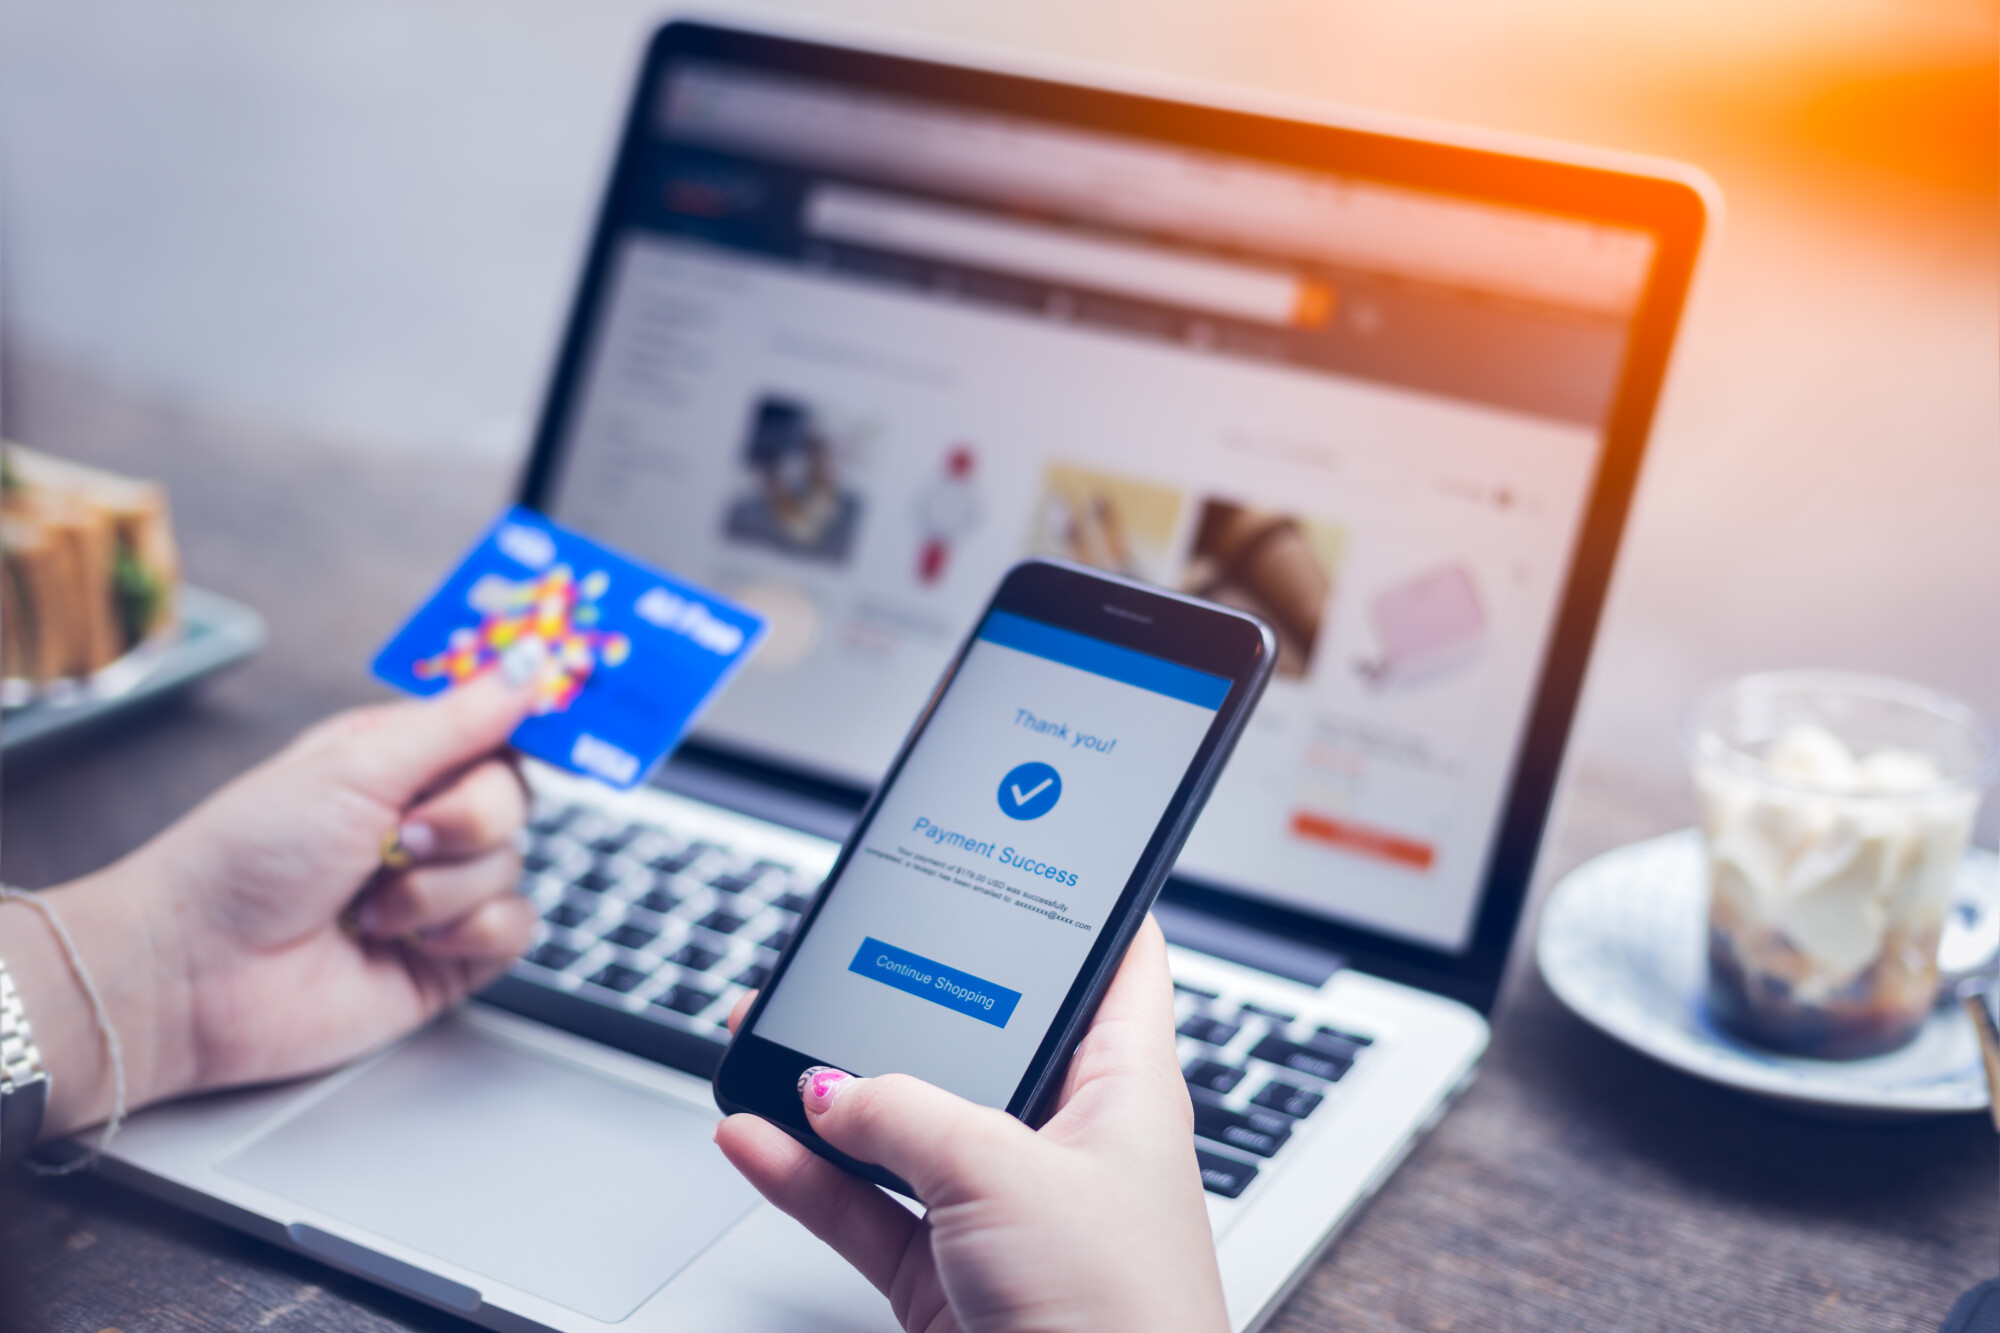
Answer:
2, 363, 1993, 1332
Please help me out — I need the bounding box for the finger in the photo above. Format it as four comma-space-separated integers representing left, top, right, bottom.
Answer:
1072, 915, 1181, 1075
356, 847, 523, 938
334, 671, 537, 808
714, 1113, 923, 1296
802, 1070, 1033, 1206
394, 757, 530, 864
1112, 915, 1175, 1017
1048, 915, 1191, 1141
398, 936, 523, 1015
406, 894, 537, 960
726, 990, 757, 1035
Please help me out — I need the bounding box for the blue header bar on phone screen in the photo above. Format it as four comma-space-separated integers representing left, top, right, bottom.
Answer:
978, 610, 1230, 710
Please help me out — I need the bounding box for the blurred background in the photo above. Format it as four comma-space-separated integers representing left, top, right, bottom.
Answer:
1, 0, 1995, 839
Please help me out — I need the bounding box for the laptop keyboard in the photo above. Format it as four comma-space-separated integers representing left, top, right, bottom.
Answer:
513, 796, 1372, 1201
1171, 980, 1369, 1198
515, 803, 805, 1034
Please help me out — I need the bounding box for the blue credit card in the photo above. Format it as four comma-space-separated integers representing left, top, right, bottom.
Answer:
371, 507, 765, 789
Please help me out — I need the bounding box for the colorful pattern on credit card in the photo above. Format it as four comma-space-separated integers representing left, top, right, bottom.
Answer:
413, 564, 631, 714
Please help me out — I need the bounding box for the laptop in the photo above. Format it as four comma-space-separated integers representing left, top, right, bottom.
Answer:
97, 16, 1711, 1332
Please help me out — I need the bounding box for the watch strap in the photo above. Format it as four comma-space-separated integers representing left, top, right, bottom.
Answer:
0, 956, 52, 1167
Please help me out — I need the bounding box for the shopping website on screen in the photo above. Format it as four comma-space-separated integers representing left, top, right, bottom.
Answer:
544, 64, 1644, 953
752, 611, 1223, 1107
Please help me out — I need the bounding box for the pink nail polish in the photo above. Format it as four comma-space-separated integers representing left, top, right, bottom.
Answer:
397, 821, 437, 860
797, 1065, 852, 1113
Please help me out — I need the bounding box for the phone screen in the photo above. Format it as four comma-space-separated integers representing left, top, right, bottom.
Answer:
750, 608, 1230, 1108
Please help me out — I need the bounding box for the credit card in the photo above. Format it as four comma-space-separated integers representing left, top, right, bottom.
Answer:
371, 507, 765, 788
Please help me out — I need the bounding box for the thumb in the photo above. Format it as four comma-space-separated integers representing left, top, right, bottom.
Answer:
336, 670, 537, 806
799, 1067, 1034, 1204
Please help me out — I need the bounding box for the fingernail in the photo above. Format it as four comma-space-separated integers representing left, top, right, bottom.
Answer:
797, 1066, 853, 1114
396, 820, 436, 860
499, 638, 546, 688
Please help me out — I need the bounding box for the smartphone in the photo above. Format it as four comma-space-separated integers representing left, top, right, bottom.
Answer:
713, 559, 1276, 1193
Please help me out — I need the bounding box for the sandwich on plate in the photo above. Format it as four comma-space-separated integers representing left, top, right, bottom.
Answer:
1, 444, 181, 693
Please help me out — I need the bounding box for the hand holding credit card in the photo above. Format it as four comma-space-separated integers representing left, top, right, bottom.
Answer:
372, 507, 764, 788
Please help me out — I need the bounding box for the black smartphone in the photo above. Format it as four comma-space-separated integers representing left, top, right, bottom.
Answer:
713, 559, 1276, 1193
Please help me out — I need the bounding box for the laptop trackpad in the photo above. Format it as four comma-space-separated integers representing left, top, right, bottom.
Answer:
218, 1016, 760, 1323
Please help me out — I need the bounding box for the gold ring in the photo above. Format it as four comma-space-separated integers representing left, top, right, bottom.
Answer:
379, 828, 414, 870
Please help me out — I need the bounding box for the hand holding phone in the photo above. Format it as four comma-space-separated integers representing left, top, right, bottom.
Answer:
716, 916, 1231, 1333
715, 559, 1275, 1193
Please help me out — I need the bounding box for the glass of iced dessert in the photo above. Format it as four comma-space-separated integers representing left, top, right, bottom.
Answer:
1685, 672, 1997, 1059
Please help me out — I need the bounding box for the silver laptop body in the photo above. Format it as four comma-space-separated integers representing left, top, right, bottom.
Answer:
97, 14, 1712, 1331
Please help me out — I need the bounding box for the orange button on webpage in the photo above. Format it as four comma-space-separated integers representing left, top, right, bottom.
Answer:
1289, 809, 1435, 871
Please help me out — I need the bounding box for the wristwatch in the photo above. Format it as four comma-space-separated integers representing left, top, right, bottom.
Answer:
0, 956, 51, 1167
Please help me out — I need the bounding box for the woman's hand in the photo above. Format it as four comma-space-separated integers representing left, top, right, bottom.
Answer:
714, 918, 1229, 1333
1, 672, 539, 1137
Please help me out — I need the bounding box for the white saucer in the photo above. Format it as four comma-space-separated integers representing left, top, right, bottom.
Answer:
1536, 829, 1999, 1117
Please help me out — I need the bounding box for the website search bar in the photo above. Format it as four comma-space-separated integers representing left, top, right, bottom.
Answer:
672, 66, 1655, 314
803, 185, 1329, 329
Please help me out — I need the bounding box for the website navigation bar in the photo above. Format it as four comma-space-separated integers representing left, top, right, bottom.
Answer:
660, 61, 1655, 315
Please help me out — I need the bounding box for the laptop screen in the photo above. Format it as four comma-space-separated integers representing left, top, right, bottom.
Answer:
538, 53, 1660, 956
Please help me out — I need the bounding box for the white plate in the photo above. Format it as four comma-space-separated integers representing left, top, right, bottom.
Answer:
1536, 829, 1999, 1117
1, 585, 265, 752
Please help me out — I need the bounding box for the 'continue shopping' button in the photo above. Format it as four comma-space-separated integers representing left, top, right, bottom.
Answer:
848, 937, 1022, 1029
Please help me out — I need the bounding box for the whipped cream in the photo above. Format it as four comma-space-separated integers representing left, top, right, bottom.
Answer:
1697, 724, 1973, 992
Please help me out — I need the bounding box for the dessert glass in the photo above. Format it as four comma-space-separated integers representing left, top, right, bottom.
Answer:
1685, 672, 1996, 1059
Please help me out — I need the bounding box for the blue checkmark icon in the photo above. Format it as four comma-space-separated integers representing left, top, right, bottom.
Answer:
998, 761, 1062, 820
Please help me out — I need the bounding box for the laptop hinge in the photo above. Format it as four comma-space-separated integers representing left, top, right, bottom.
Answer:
649, 756, 859, 842
1152, 897, 1345, 988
